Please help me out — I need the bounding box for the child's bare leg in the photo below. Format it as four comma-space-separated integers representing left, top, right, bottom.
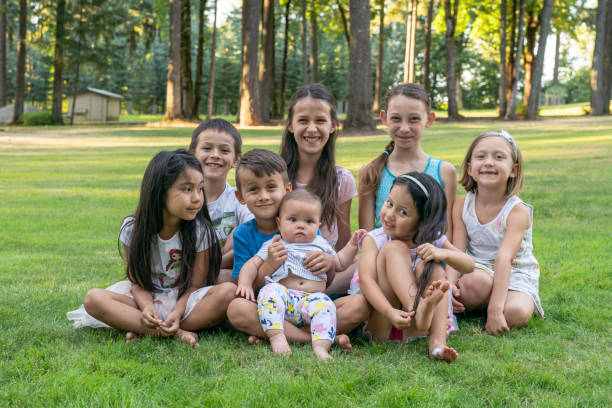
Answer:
428, 295, 458, 362
83, 289, 160, 337
180, 282, 237, 331
176, 328, 198, 348
325, 260, 357, 295
335, 293, 370, 335
455, 269, 493, 310
378, 241, 419, 311
266, 329, 291, 355
312, 339, 332, 361
414, 280, 450, 332
227, 297, 311, 343
503, 291, 535, 329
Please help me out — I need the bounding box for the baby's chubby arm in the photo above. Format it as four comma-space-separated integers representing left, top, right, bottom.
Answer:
334, 229, 367, 271
236, 255, 264, 302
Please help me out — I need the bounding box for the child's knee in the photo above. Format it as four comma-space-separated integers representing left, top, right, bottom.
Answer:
215, 281, 238, 304
457, 275, 490, 309
83, 288, 105, 315
504, 303, 532, 328
227, 297, 256, 328
380, 240, 411, 258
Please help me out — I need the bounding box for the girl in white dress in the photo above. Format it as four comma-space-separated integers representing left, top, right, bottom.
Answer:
67, 150, 237, 346
450, 131, 543, 336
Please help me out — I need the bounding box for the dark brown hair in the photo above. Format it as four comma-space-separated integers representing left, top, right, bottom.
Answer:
459, 132, 524, 197
120, 150, 221, 297
278, 189, 322, 218
235, 148, 289, 193
360, 83, 431, 197
189, 118, 242, 155
280, 83, 339, 229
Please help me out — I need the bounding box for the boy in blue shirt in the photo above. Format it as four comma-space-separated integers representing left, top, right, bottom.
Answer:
228, 149, 368, 349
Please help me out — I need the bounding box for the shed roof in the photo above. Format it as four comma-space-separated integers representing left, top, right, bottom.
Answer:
73, 87, 124, 99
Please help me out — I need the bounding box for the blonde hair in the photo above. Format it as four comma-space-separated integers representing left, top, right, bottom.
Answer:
460, 132, 524, 197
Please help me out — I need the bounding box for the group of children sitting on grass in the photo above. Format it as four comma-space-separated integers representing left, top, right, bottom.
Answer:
67, 83, 543, 362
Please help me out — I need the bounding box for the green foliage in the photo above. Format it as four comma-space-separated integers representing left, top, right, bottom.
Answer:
20, 111, 62, 125
564, 66, 591, 103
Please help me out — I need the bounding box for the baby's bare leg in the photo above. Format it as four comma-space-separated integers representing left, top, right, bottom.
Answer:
312, 339, 332, 361
266, 329, 291, 355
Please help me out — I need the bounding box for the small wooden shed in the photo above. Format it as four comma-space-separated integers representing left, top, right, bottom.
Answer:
67, 87, 123, 121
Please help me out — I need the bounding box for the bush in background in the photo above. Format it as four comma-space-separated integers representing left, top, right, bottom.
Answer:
20, 111, 62, 126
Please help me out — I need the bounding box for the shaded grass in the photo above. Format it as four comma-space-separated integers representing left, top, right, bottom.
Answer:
1, 117, 611, 407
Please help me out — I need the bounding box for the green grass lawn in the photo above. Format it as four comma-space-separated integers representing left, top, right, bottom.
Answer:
1, 117, 611, 406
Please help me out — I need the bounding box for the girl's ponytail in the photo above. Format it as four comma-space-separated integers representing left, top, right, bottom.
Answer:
359, 141, 394, 196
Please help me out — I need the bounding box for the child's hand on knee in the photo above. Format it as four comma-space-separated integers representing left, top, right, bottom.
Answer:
236, 283, 255, 302
485, 309, 509, 335
451, 284, 465, 313
140, 304, 162, 329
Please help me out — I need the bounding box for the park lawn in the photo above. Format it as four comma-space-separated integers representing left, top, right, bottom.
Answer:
0, 116, 610, 407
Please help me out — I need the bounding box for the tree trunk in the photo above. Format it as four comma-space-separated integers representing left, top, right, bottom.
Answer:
165, 0, 182, 120
11, 0, 26, 124
423, 0, 434, 96
444, 0, 462, 120
51, 0, 66, 122
259, 0, 275, 122
344, 0, 375, 133
506, 0, 525, 120
590, 0, 610, 115
505, 0, 517, 108
526, 0, 552, 120
602, 0, 612, 114
206, 0, 218, 120
552, 31, 560, 86
523, 6, 538, 108
125, 29, 136, 115
301, 0, 308, 83
309, 1, 318, 83
279, 0, 291, 117
239, 0, 262, 126
336, 0, 350, 47
498, 0, 507, 118
193, 0, 207, 119
373, 0, 384, 113
69, 64, 80, 126
181, 0, 194, 118
403, 0, 417, 83
0, 0, 7, 107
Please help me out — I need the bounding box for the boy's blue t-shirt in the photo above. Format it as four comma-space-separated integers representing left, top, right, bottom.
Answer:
231, 219, 278, 278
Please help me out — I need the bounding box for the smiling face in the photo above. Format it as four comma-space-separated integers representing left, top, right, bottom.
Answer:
235, 169, 292, 222
467, 136, 517, 190
164, 166, 205, 225
287, 96, 336, 158
379, 184, 420, 243
381, 95, 435, 150
277, 198, 321, 244
193, 129, 240, 182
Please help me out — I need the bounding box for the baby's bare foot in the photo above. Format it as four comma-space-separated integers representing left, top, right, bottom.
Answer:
335, 334, 352, 351
125, 331, 139, 344
176, 329, 198, 348
431, 346, 458, 362
313, 340, 333, 361
268, 331, 291, 355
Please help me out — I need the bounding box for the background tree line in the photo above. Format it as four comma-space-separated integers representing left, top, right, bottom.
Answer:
0, 0, 610, 128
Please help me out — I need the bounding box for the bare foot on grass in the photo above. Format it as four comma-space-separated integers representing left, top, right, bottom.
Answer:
312, 340, 333, 361
177, 329, 198, 348
430, 346, 458, 362
125, 331, 139, 344
267, 330, 291, 355
335, 334, 352, 351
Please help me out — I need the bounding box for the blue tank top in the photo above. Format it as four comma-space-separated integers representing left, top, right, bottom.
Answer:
374, 157, 443, 228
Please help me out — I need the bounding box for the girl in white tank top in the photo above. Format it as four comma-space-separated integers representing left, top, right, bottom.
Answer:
451, 131, 543, 336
